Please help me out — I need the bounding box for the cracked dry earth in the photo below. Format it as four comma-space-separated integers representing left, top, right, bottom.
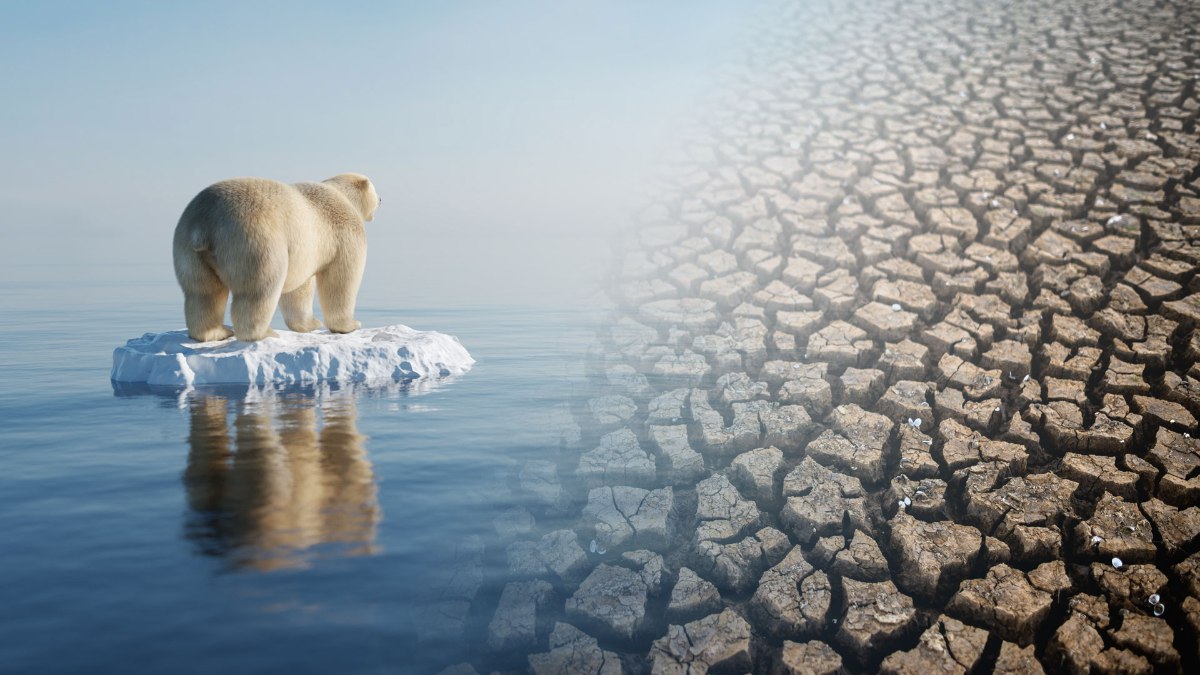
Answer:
433, 0, 1200, 672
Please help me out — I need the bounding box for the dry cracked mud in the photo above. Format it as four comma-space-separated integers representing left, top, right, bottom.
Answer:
433, 0, 1200, 672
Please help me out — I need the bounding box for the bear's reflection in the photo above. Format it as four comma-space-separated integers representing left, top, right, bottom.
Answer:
183, 390, 379, 571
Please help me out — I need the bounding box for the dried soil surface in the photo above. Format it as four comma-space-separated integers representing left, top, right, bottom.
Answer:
437, 0, 1200, 672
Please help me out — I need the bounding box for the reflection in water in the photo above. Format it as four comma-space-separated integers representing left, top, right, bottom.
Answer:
183, 390, 379, 571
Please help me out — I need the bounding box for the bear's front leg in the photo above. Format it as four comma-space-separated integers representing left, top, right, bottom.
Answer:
317, 251, 365, 334
281, 278, 323, 332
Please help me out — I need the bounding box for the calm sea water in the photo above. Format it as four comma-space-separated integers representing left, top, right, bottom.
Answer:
0, 271, 601, 674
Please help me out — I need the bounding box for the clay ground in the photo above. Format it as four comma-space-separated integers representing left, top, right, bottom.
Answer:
430, 0, 1200, 672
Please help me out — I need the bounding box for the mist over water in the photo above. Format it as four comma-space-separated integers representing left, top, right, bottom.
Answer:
0, 1, 759, 310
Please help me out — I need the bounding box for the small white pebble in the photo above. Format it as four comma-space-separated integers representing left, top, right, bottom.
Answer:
891, 303, 902, 311
1091, 535, 1103, 544
1112, 557, 1124, 569
1066, 133, 1076, 140
903, 496, 911, 506
1154, 603, 1165, 616
789, 140, 801, 150
1148, 593, 1160, 605
1023, 374, 1030, 382
923, 439, 933, 446
908, 417, 922, 428
1170, 419, 1175, 424
898, 499, 906, 509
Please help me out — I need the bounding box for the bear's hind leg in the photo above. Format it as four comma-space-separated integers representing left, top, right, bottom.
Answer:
280, 278, 322, 332
185, 288, 234, 342
231, 287, 282, 341
177, 245, 233, 342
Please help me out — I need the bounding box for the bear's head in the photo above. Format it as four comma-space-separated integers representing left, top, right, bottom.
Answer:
327, 173, 381, 222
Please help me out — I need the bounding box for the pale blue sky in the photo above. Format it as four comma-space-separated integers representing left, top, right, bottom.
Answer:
0, 1, 757, 308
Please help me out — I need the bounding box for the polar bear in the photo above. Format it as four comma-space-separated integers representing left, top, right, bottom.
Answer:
173, 173, 379, 342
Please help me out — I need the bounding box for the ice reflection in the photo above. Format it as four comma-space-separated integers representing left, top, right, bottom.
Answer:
182, 388, 378, 571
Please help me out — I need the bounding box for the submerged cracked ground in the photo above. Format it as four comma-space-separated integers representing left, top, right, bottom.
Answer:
433, 0, 1200, 672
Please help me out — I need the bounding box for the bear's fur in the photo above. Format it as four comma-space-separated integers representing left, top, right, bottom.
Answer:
173, 173, 379, 342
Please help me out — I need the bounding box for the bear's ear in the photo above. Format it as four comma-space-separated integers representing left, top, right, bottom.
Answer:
355, 176, 370, 190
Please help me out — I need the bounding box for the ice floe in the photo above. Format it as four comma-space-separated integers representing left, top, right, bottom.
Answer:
111, 324, 474, 387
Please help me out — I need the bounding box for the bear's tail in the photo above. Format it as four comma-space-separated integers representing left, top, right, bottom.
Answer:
188, 228, 209, 252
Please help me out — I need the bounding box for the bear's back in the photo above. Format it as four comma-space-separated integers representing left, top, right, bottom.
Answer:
182, 177, 359, 228
185, 177, 295, 223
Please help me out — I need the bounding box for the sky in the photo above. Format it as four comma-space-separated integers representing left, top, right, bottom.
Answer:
0, 1, 758, 309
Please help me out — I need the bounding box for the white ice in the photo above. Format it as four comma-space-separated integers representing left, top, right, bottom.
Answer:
111, 324, 475, 387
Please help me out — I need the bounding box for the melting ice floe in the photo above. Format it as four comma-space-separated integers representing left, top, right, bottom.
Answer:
111, 324, 475, 387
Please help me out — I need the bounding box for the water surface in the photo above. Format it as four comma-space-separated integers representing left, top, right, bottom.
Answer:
0, 279, 598, 673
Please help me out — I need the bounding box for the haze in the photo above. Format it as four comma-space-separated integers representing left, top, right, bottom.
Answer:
0, 1, 757, 310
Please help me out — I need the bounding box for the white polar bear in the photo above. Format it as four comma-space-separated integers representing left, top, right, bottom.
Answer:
173, 173, 380, 342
